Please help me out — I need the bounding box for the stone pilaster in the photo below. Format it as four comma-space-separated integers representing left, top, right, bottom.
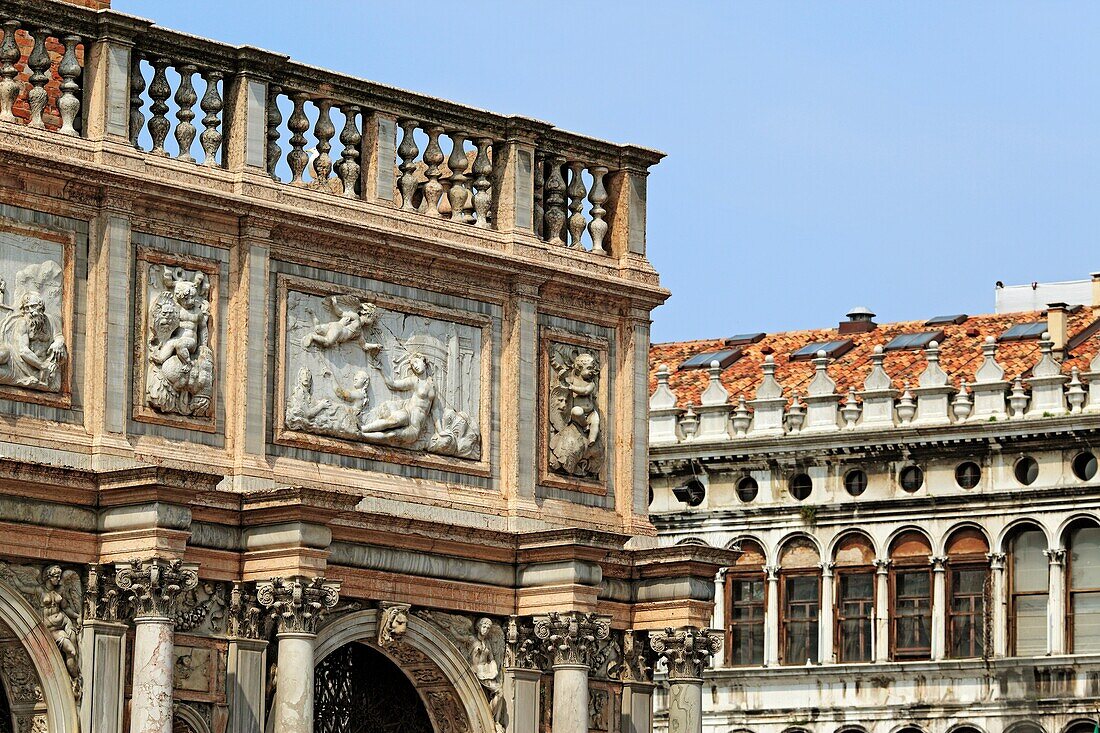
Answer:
988, 552, 1007, 657
226, 583, 271, 733
80, 564, 127, 733
257, 576, 340, 733
1044, 548, 1067, 654
619, 630, 654, 733
115, 559, 199, 733
930, 555, 948, 660
532, 612, 610, 733
649, 627, 721, 733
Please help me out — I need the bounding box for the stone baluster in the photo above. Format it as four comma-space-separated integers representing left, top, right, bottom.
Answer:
987, 552, 1007, 657
696, 360, 730, 441
841, 389, 861, 429
543, 156, 567, 245
1068, 368, 1087, 413
913, 341, 953, 424
1027, 334, 1069, 416
128, 54, 146, 148
471, 137, 493, 228
1084, 351, 1100, 411
930, 555, 948, 660
896, 386, 916, 425
971, 336, 1008, 419
199, 70, 223, 166
1044, 549, 1066, 654
397, 119, 420, 211
649, 363, 683, 444
732, 396, 751, 436
58, 35, 82, 136
286, 92, 310, 184
566, 161, 587, 248
147, 58, 172, 155
951, 382, 972, 422
447, 131, 470, 222
533, 612, 610, 733
678, 406, 698, 440
173, 64, 198, 161
421, 125, 445, 216
1008, 377, 1029, 418
859, 346, 896, 427
311, 98, 335, 187
785, 394, 805, 433
115, 559, 199, 733
26, 28, 51, 130
749, 355, 786, 436
0, 21, 20, 123
587, 166, 609, 255
258, 576, 340, 733
533, 151, 545, 238
651, 628, 721, 733
265, 84, 282, 179
804, 350, 840, 431
336, 104, 361, 198
872, 559, 891, 662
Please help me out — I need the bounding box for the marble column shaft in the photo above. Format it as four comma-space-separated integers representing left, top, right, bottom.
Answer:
930, 556, 948, 660
1045, 549, 1067, 654
763, 566, 780, 666
649, 627, 721, 733
873, 560, 891, 663
551, 663, 588, 733
531, 612, 610, 733
131, 616, 175, 733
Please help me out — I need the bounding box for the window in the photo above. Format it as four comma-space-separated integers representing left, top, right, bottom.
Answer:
1014, 457, 1039, 486
833, 533, 876, 663
1068, 524, 1100, 653
724, 332, 766, 346
999, 322, 1048, 342
946, 528, 990, 659
789, 473, 812, 501
1009, 528, 1048, 656
1073, 452, 1098, 482
883, 331, 945, 352
782, 574, 820, 664
955, 461, 981, 490
844, 469, 867, 497
679, 348, 742, 370
925, 314, 968, 326
890, 531, 933, 660
790, 339, 854, 362
737, 476, 759, 503
899, 465, 924, 493
725, 539, 767, 667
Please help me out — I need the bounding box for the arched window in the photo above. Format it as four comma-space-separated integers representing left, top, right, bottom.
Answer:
779, 537, 820, 665
1008, 526, 1048, 656
890, 531, 932, 660
726, 539, 767, 667
1067, 520, 1100, 653
946, 527, 990, 659
833, 533, 875, 663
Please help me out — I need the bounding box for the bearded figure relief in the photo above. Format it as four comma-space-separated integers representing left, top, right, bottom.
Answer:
0, 260, 67, 393
548, 344, 604, 479
145, 265, 215, 419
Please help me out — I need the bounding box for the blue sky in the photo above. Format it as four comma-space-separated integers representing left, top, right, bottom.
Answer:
116, 1, 1100, 343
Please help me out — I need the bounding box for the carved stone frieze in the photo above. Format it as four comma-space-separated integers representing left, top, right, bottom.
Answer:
0, 561, 82, 695
175, 581, 229, 635
546, 340, 605, 481
0, 643, 43, 703
531, 611, 610, 668
378, 602, 411, 646
648, 627, 721, 680
256, 576, 339, 636
114, 558, 199, 620
427, 690, 469, 733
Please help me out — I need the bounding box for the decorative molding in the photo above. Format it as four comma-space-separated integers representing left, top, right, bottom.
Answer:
648, 626, 721, 680
114, 558, 199, 620
256, 576, 339, 636
377, 602, 411, 646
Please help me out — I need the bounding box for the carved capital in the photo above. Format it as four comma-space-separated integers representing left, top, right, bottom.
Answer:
1044, 548, 1067, 566
84, 563, 124, 622
873, 558, 892, 574
619, 629, 653, 683
378, 601, 411, 646
505, 615, 545, 670
987, 552, 1007, 571
531, 611, 610, 668
115, 558, 199, 620
227, 582, 272, 640
763, 565, 780, 581
929, 555, 949, 572
256, 576, 340, 636
649, 627, 721, 680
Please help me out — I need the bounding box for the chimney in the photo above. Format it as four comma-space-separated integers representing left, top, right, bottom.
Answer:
839, 306, 877, 335
58, 0, 109, 6
1092, 272, 1100, 316
1047, 302, 1068, 358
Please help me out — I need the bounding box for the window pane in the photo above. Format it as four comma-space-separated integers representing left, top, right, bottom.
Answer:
787, 576, 819, 602
729, 578, 765, 666
896, 571, 929, 597
954, 569, 986, 594
1073, 591, 1100, 653
1014, 595, 1048, 656
1071, 527, 1100, 588
1013, 531, 1048, 592
840, 574, 873, 600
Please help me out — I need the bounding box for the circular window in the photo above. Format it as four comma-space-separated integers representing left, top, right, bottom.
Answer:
673, 478, 706, 506
737, 476, 759, 503
899, 465, 924, 493
789, 473, 812, 501
844, 469, 867, 497
1014, 457, 1039, 486
648, 485, 654, 506
955, 461, 981, 490
1073, 452, 1098, 482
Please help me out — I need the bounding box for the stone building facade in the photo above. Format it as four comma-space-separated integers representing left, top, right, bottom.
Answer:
649, 300, 1100, 733
0, 2, 733, 733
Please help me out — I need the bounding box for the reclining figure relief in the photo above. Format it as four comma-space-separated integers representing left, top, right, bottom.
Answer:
0, 260, 67, 393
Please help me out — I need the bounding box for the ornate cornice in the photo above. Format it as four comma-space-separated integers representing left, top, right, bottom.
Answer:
649, 626, 721, 680
531, 611, 610, 668
114, 558, 198, 620
256, 576, 340, 636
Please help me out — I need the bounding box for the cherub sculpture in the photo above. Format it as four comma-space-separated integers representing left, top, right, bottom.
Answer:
301, 295, 382, 353
548, 345, 604, 478
146, 266, 214, 417
0, 562, 82, 691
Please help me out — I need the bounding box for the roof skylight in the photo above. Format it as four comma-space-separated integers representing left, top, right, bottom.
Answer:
790, 339, 853, 362
679, 348, 742, 370
925, 314, 968, 326
999, 322, 1048, 342
884, 330, 945, 351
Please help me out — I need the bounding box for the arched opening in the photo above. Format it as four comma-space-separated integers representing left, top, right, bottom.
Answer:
833, 532, 875, 663
945, 527, 990, 659
315, 643, 434, 733
1066, 517, 1100, 653
726, 539, 767, 667
889, 530, 933, 660
778, 536, 820, 665
1007, 523, 1048, 656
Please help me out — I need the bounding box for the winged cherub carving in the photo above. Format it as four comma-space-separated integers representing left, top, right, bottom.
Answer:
0, 562, 82, 692
301, 295, 382, 354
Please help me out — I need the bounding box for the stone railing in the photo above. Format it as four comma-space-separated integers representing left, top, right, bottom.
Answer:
0, 0, 660, 258
650, 335, 1100, 445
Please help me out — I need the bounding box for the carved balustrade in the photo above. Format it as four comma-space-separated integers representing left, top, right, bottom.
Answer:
0, 17, 85, 135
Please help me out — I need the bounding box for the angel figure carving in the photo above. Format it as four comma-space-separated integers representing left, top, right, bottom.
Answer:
0, 260, 67, 392
146, 266, 215, 418
420, 612, 506, 733
548, 345, 604, 479
0, 562, 82, 692
301, 295, 382, 354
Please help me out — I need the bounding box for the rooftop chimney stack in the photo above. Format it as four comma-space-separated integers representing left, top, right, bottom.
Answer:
839, 306, 877, 335
1047, 302, 1068, 359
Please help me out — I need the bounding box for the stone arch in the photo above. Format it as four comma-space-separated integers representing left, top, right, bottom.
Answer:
997, 518, 1052, 555
173, 703, 212, 733
0, 577, 80, 733
1062, 720, 1096, 733
945, 723, 986, 733
315, 609, 496, 733
883, 525, 934, 561
1055, 512, 1100, 546
827, 529, 877, 563
1003, 722, 1045, 733
938, 522, 992, 556
675, 537, 711, 547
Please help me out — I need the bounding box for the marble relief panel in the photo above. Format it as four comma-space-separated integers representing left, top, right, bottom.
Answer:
274, 275, 491, 475
0, 220, 74, 408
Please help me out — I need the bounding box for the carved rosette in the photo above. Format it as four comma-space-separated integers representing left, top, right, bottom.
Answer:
531, 612, 610, 668
256, 576, 340, 636
618, 630, 653, 683
648, 627, 722, 680
115, 558, 199, 620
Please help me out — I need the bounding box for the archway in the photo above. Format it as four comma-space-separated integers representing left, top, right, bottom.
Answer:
315, 643, 434, 733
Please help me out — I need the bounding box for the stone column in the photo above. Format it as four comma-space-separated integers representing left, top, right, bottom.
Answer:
873, 559, 891, 662
987, 552, 1007, 658
763, 565, 780, 666
711, 569, 727, 637
257, 576, 340, 733
819, 562, 835, 664
930, 556, 948, 660
1044, 549, 1067, 655
532, 612, 610, 733
80, 564, 128, 733
115, 559, 199, 733
504, 615, 543, 733
650, 628, 721, 733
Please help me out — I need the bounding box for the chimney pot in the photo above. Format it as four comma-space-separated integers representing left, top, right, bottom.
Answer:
1047, 302, 1068, 356
840, 306, 877, 334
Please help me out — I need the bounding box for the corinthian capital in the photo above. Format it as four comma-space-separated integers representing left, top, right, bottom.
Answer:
256, 576, 340, 636
532, 611, 610, 668
649, 626, 721, 680
114, 558, 199, 620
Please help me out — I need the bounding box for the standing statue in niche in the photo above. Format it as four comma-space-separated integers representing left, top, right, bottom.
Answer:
0, 562, 82, 695
0, 260, 67, 392
301, 295, 382, 354
146, 266, 214, 418
548, 345, 604, 478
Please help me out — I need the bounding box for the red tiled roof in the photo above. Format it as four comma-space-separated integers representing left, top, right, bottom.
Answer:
649, 309, 1100, 407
